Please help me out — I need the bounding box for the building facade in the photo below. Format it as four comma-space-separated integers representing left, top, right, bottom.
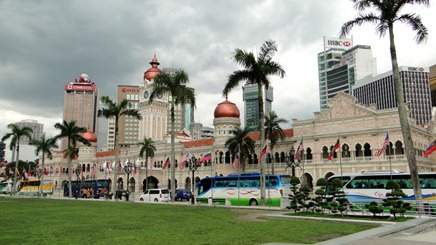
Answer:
117, 85, 141, 146
353, 66, 432, 125
62, 74, 99, 149
430, 64, 436, 107
44, 92, 435, 198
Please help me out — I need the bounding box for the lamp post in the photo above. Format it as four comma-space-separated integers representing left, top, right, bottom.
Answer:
188, 156, 199, 205
286, 147, 301, 177
123, 161, 133, 201
74, 165, 81, 199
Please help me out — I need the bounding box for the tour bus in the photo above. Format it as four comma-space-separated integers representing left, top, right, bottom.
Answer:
18, 180, 54, 196
326, 170, 436, 210
197, 172, 291, 206
0, 180, 13, 194
63, 179, 110, 198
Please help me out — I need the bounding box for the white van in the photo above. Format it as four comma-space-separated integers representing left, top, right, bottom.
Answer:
139, 189, 170, 202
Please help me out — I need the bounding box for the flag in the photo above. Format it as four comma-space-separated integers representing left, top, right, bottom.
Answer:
179, 153, 189, 170
28, 167, 32, 177
294, 139, 304, 161
149, 159, 153, 175
424, 140, 436, 157
44, 168, 48, 175
198, 152, 212, 164
50, 166, 55, 176
259, 143, 267, 162
106, 162, 111, 173
24, 169, 28, 179
162, 157, 170, 169
327, 138, 340, 161
117, 163, 122, 172
232, 155, 239, 169
9, 168, 13, 175
134, 165, 137, 175
374, 133, 390, 157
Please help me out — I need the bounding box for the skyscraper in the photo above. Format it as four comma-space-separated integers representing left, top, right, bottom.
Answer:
353, 66, 432, 125
117, 85, 141, 146
242, 83, 273, 131
15, 119, 44, 144
62, 74, 99, 149
318, 36, 353, 110
430, 64, 436, 107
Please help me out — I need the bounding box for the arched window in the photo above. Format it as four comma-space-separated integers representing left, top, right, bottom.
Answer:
342, 144, 350, 158
364, 143, 371, 157
355, 144, 363, 157
322, 146, 329, 159
306, 148, 313, 160
225, 151, 231, 164
395, 141, 404, 155
280, 152, 286, 163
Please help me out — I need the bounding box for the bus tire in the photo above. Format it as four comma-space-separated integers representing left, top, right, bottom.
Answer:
249, 199, 258, 206
154, 198, 159, 202
140, 198, 144, 201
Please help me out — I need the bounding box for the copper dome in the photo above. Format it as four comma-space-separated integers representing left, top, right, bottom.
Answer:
82, 130, 97, 143
214, 98, 240, 118
143, 55, 162, 81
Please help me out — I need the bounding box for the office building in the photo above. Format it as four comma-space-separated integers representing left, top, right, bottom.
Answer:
62, 74, 99, 149
190, 123, 214, 140
243, 83, 273, 131
0, 141, 5, 163
353, 66, 432, 125
15, 119, 44, 144
117, 85, 141, 146
430, 64, 436, 107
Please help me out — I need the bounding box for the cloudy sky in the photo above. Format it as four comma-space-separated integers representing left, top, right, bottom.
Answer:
1, 0, 435, 161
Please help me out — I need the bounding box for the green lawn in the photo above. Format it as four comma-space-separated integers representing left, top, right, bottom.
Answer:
0, 197, 377, 245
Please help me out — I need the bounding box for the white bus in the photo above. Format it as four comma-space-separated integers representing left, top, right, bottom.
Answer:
197, 172, 291, 206
327, 170, 436, 211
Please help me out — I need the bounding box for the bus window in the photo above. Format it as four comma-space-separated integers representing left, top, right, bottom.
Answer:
239, 180, 249, 187
250, 179, 260, 187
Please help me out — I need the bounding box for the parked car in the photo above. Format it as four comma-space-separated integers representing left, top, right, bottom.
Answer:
175, 188, 192, 201
139, 189, 170, 202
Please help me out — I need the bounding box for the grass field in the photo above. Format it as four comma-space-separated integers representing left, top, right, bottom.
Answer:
0, 197, 378, 245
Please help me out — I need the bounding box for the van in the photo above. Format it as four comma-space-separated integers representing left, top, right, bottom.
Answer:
139, 189, 169, 202
175, 188, 192, 201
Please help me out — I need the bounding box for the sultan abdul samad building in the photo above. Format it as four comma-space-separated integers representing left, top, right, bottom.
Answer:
44, 57, 436, 196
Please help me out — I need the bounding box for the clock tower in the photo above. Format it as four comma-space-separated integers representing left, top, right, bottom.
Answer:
139, 55, 169, 141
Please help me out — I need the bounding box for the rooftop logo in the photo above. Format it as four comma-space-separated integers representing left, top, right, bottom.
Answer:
324, 36, 353, 50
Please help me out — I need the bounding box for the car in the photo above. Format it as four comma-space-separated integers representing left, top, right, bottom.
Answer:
175, 188, 192, 201
139, 189, 170, 202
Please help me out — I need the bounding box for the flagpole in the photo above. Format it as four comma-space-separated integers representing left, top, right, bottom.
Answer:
237, 146, 240, 207
301, 136, 304, 176
339, 135, 343, 180
388, 129, 392, 180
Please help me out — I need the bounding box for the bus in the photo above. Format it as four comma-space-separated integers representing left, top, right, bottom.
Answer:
18, 180, 54, 196
327, 170, 436, 211
0, 180, 13, 194
63, 179, 110, 199
196, 172, 291, 206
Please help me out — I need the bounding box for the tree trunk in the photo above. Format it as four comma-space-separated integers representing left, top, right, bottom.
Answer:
40, 154, 45, 196
170, 98, 176, 202
388, 25, 423, 211
258, 83, 266, 206
67, 149, 72, 198
113, 116, 119, 201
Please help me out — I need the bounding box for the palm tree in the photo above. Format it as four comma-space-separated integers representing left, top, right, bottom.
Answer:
54, 120, 90, 198
137, 137, 156, 191
223, 40, 285, 205
2, 123, 33, 193
151, 70, 196, 201
340, 0, 428, 212
98, 96, 142, 200
264, 111, 288, 174
29, 134, 58, 196
225, 127, 255, 172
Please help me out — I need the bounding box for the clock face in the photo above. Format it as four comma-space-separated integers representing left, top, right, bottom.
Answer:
143, 91, 149, 99
157, 92, 163, 99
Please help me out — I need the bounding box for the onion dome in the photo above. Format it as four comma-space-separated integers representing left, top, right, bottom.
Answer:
82, 130, 97, 143
214, 97, 240, 118
143, 54, 162, 81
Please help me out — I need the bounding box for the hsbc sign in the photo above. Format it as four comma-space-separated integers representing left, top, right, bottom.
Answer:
324, 36, 353, 50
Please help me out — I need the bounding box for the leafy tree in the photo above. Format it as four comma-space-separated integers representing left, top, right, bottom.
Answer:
327, 178, 349, 215
29, 134, 58, 196
225, 127, 255, 172
340, 0, 429, 212
382, 180, 412, 219
54, 120, 90, 198
2, 123, 33, 193
287, 176, 302, 213
98, 96, 142, 200
365, 201, 384, 217
313, 178, 329, 213
264, 111, 288, 174
151, 70, 195, 201
137, 137, 156, 191
224, 40, 285, 206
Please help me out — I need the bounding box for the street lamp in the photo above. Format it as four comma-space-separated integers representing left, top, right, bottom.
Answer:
188, 156, 199, 205
123, 161, 133, 201
286, 147, 301, 177
75, 165, 81, 199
